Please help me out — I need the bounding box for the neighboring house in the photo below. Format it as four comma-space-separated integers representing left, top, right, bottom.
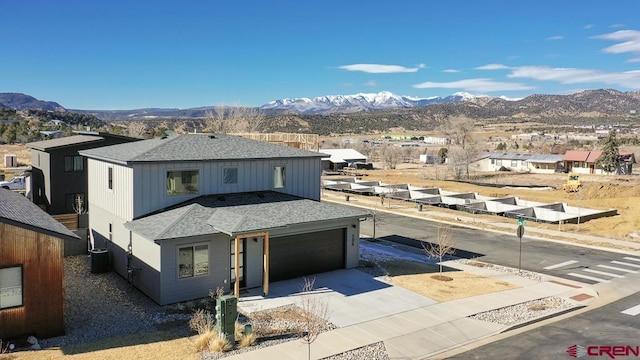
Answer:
79, 134, 367, 305
563, 150, 635, 174
0, 189, 80, 339
470, 153, 564, 174
27, 132, 141, 215
320, 148, 368, 171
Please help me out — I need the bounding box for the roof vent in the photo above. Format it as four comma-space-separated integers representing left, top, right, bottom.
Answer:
209, 135, 216, 139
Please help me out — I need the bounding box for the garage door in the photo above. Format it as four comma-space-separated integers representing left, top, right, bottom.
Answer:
270, 228, 345, 282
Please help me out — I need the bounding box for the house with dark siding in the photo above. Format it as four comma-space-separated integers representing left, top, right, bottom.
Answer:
79, 134, 368, 305
0, 189, 80, 339
26, 132, 141, 215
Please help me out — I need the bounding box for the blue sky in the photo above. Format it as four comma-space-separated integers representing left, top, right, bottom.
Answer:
2, 1, 640, 109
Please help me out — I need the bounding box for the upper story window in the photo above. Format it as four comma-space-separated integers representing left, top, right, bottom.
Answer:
167, 170, 199, 196
64, 155, 84, 172
273, 166, 286, 189
108, 167, 113, 190
0, 266, 23, 309
223, 168, 238, 185
178, 244, 209, 279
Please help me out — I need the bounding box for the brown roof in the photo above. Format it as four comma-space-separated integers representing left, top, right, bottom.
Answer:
563, 150, 590, 162
585, 151, 602, 163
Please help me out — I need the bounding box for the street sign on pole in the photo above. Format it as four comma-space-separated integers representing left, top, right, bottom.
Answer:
516, 224, 524, 272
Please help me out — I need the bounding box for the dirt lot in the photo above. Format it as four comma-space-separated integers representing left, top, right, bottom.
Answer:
350, 163, 640, 242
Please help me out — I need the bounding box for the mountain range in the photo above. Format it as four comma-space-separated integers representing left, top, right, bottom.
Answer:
1, 89, 640, 121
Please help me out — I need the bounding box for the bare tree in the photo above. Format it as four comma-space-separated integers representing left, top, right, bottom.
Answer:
380, 145, 402, 169
422, 225, 456, 276
368, 203, 387, 241
204, 105, 265, 134
72, 194, 87, 215
439, 117, 478, 178
298, 277, 330, 360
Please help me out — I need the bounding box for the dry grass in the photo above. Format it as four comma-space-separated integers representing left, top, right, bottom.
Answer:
238, 333, 257, 349
336, 165, 640, 243
207, 334, 232, 353
9, 331, 200, 360
378, 259, 518, 302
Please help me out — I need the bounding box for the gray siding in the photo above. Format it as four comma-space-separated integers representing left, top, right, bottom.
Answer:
132, 158, 321, 218
159, 234, 230, 305
87, 159, 134, 220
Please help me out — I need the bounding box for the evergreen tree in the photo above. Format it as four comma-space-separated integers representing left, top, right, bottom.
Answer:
596, 130, 620, 174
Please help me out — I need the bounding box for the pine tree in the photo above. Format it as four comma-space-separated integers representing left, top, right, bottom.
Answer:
596, 130, 620, 174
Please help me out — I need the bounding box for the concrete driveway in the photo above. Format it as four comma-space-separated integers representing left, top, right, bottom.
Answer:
237, 269, 437, 327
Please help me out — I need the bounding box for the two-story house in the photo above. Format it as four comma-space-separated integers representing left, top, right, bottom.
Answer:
79, 134, 367, 305
27, 131, 141, 215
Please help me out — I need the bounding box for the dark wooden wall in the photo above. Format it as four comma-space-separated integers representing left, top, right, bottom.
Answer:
0, 222, 64, 339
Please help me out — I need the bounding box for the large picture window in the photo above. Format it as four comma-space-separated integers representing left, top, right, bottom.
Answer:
273, 166, 285, 188
167, 170, 199, 195
64, 155, 84, 172
178, 244, 209, 278
223, 168, 238, 185
0, 266, 23, 309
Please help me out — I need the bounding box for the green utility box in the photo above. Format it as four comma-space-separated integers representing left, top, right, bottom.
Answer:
215, 295, 238, 343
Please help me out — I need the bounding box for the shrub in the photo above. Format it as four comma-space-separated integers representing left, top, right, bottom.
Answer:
189, 309, 214, 335
238, 333, 257, 349
194, 330, 217, 352
208, 333, 232, 353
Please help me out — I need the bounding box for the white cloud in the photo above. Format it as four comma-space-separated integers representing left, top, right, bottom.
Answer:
413, 78, 535, 92
507, 65, 640, 88
546, 35, 564, 40
443, 69, 460, 73
584, 24, 595, 29
628, 57, 640, 63
475, 63, 510, 70
592, 30, 640, 54
339, 63, 424, 73
610, 24, 626, 28
364, 80, 377, 87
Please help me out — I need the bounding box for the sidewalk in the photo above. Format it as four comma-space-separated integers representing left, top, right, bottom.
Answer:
222, 190, 635, 359
226, 261, 596, 360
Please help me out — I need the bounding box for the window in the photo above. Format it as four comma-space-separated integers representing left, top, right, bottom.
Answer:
230, 239, 244, 284
0, 266, 23, 309
178, 244, 209, 278
223, 168, 238, 185
273, 166, 285, 188
108, 167, 113, 190
64, 155, 84, 172
108, 223, 113, 242
65, 193, 85, 213
495, 160, 502, 166
167, 170, 199, 195
490, 159, 495, 165
511, 160, 518, 167
522, 160, 528, 167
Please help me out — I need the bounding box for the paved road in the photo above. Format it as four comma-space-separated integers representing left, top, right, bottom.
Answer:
448, 291, 640, 359
360, 213, 640, 285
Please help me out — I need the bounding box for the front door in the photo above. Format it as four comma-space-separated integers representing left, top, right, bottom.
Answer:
231, 239, 246, 288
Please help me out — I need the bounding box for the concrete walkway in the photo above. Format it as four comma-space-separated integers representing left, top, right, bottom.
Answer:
222, 190, 638, 359
228, 261, 597, 360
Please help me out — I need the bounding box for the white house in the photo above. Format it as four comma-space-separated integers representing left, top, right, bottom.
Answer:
80, 134, 367, 305
320, 148, 368, 171
470, 153, 563, 174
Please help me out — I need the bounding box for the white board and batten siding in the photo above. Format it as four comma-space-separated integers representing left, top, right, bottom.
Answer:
132, 158, 322, 218
87, 159, 135, 221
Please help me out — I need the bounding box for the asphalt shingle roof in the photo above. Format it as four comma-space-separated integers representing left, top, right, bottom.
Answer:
125, 192, 369, 241
79, 134, 325, 164
0, 189, 79, 240
26, 135, 104, 151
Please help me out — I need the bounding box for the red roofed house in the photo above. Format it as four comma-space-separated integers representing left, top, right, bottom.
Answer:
563, 150, 635, 174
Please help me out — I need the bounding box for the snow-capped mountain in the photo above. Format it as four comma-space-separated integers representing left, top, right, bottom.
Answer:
260, 91, 487, 114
